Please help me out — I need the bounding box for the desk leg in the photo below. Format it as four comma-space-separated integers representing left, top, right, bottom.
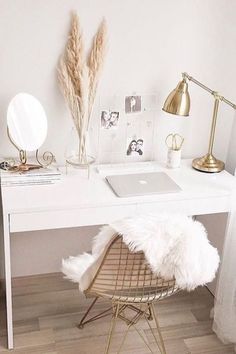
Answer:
213, 206, 236, 344
3, 213, 13, 349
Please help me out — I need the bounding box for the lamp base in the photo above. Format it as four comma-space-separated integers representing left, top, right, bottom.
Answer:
192, 153, 225, 173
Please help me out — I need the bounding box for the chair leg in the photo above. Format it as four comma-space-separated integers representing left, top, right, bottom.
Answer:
78, 297, 98, 329
117, 303, 155, 354
104, 303, 120, 354
147, 303, 153, 320
150, 303, 167, 354
78, 297, 113, 329
117, 321, 132, 354
133, 323, 155, 353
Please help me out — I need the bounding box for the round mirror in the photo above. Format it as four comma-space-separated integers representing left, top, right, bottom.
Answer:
7, 93, 48, 152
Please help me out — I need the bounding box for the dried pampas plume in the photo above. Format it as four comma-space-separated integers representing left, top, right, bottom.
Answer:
57, 12, 107, 162
65, 13, 84, 97
57, 58, 79, 132
88, 19, 107, 118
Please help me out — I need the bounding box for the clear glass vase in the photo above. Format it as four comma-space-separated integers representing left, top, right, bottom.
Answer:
65, 127, 95, 168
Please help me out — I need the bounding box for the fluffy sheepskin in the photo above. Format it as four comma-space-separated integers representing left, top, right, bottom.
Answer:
62, 214, 220, 292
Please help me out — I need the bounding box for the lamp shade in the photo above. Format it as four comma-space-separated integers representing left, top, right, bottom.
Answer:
162, 79, 190, 116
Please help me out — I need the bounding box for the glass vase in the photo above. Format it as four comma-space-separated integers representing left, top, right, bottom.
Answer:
65, 127, 95, 168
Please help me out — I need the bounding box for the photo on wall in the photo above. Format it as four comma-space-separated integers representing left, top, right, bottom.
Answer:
101, 110, 119, 129
125, 96, 141, 114
126, 137, 144, 156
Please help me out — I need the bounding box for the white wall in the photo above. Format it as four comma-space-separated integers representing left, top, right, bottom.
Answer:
11, 226, 99, 277
0, 0, 236, 276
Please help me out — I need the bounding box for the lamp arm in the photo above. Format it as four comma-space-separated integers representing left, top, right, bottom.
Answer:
182, 72, 236, 110
222, 96, 236, 110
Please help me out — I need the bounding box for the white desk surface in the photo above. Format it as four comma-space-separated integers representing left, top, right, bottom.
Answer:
2, 159, 236, 216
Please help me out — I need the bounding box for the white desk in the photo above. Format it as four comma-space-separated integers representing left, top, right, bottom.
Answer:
1, 159, 236, 349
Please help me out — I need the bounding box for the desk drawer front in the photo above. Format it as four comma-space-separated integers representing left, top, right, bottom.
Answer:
10, 205, 137, 233
137, 196, 230, 215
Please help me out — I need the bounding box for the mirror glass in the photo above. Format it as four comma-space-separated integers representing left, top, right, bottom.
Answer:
7, 93, 48, 152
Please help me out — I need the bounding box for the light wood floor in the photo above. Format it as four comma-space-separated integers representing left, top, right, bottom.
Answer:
0, 273, 234, 353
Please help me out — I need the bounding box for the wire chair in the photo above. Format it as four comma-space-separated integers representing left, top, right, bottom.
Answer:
79, 234, 180, 354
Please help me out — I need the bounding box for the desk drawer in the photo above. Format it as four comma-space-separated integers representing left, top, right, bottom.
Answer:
137, 196, 230, 216
10, 204, 137, 233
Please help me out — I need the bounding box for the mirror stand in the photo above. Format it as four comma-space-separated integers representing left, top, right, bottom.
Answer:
7, 128, 55, 172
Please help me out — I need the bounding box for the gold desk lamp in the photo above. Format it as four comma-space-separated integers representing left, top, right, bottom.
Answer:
162, 72, 236, 173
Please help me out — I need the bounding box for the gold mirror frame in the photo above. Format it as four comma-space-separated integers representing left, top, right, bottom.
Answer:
7, 128, 55, 172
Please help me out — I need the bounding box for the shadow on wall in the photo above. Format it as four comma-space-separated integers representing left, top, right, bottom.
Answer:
226, 111, 236, 175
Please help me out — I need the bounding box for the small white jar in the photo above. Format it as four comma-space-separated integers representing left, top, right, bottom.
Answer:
166, 148, 181, 169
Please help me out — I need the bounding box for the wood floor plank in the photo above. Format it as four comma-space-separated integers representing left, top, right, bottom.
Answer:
184, 334, 235, 353
0, 273, 231, 353
0, 329, 55, 353
191, 307, 212, 322
55, 330, 145, 354
13, 318, 39, 335
13, 329, 54, 349
145, 321, 214, 343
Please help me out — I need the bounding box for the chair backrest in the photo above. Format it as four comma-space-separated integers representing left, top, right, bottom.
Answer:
85, 234, 178, 302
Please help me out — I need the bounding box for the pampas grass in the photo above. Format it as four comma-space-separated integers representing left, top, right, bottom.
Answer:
65, 13, 84, 97
87, 19, 107, 122
58, 12, 107, 163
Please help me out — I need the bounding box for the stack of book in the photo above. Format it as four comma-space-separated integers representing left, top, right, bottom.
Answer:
1, 167, 62, 187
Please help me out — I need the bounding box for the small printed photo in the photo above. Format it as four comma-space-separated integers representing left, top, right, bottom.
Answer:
126, 138, 144, 156
125, 95, 142, 114
101, 110, 119, 129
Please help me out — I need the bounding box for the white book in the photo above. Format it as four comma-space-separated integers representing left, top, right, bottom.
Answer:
1, 166, 62, 186
1, 166, 61, 180
2, 180, 60, 187
2, 175, 61, 182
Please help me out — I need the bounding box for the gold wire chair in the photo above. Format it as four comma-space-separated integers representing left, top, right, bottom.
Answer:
78, 234, 180, 354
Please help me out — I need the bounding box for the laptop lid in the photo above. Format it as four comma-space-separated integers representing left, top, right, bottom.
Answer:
106, 172, 181, 197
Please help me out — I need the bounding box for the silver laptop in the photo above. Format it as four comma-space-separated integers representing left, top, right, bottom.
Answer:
106, 172, 181, 197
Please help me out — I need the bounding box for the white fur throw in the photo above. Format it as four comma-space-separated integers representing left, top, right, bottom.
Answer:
62, 214, 220, 292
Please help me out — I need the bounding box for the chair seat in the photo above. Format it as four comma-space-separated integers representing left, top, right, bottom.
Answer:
90, 285, 180, 303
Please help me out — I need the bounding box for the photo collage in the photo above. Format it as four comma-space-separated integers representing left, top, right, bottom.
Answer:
98, 94, 157, 163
